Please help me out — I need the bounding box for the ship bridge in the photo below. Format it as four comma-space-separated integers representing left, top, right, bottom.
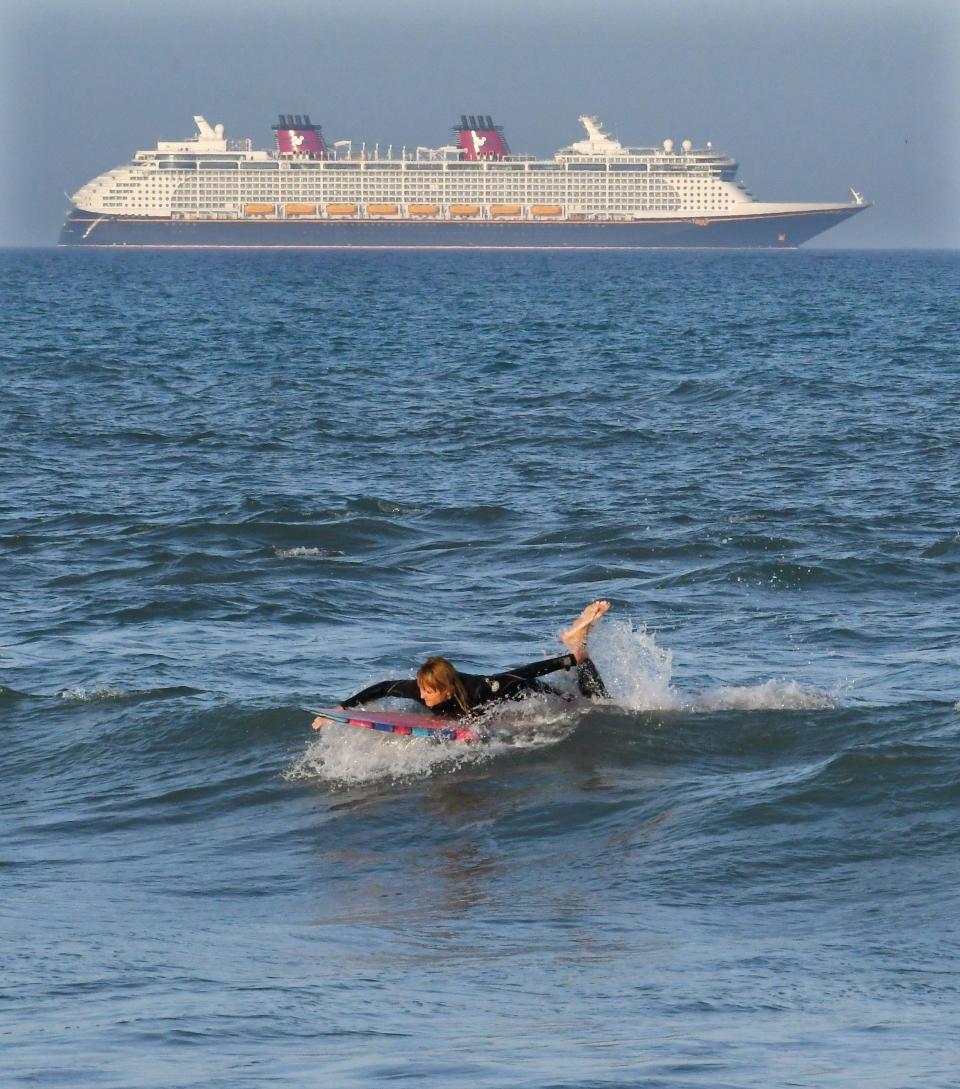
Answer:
556, 116, 736, 174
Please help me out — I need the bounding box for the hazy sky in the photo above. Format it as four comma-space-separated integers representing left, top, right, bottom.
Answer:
2, 0, 957, 247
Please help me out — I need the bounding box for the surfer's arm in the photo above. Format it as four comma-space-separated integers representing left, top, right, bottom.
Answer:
340, 678, 421, 709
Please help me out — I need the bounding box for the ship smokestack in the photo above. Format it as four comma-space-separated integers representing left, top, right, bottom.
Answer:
272, 114, 327, 159
453, 114, 510, 161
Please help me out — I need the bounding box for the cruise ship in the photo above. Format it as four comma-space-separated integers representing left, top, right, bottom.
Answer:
59, 113, 869, 248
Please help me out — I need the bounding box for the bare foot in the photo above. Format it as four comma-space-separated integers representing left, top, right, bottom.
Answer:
561, 600, 610, 662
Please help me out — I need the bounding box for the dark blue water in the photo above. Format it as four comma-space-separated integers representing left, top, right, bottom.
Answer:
2, 249, 959, 1088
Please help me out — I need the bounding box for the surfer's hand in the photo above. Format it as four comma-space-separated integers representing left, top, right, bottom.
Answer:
311, 705, 344, 730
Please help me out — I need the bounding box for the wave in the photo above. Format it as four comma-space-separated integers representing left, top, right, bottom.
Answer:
283, 698, 960, 854
56, 684, 201, 704
922, 534, 960, 560
697, 680, 838, 712
654, 556, 916, 592
713, 738, 960, 839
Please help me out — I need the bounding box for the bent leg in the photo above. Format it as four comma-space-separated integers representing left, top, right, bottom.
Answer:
577, 657, 608, 700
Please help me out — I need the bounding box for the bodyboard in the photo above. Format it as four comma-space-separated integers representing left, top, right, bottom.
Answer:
305, 706, 483, 743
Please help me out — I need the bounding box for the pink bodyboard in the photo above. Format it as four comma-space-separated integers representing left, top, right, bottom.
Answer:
306, 706, 483, 742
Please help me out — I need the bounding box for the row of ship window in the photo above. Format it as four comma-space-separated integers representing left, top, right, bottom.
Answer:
117, 177, 720, 187
155, 185, 711, 194
108, 182, 725, 192
105, 203, 734, 214
108, 179, 724, 190
105, 187, 732, 200
114, 178, 719, 186
111, 177, 724, 193
148, 161, 727, 173
164, 205, 688, 213
160, 187, 699, 193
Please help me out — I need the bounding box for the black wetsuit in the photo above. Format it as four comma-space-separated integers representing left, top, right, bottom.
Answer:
340, 653, 608, 720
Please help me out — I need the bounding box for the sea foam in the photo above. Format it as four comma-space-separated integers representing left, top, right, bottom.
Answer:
58, 686, 130, 703
273, 546, 343, 559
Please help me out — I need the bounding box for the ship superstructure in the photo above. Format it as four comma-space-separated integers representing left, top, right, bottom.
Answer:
60, 113, 868, 247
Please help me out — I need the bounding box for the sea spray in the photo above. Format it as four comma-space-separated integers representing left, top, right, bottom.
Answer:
590, 620, 839, 714
58, 686, 132, 702
287, 723, 489, 786
587, 618, 682, 711
287, 698, 575, 787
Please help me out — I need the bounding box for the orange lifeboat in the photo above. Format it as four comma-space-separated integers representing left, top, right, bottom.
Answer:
490, 205, 522, 217
408, 204, 439, 216
284, 203, 317, 216
243, 203, 276, 216
325, 203, 358, 216
531, 205, 563, 217
448, 204, 480, 217
366, 203, 399, 216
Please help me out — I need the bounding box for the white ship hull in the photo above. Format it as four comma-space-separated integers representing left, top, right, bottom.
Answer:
60, 206, 865, 248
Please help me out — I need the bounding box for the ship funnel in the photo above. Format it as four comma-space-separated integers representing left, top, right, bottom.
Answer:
453, 114, 510, 161
273, 113, 327, 159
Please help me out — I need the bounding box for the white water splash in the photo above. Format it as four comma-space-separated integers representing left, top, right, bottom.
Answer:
587, 618, 682, 711
286, 699, 574, 787
286, 726, 483, 786
58, 686, 130, 702
273, 547, 342, 559
590, 619, 836, 713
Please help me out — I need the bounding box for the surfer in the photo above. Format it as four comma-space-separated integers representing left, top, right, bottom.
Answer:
313, 600, 611, 725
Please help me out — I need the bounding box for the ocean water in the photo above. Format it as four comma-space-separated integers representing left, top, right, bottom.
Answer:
2, 247, 959, 1088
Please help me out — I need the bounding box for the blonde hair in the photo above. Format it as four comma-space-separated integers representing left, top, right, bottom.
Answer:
417, 656, 471, 716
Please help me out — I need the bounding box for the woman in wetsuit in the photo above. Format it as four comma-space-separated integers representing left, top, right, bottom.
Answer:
312, 600, 610, 726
